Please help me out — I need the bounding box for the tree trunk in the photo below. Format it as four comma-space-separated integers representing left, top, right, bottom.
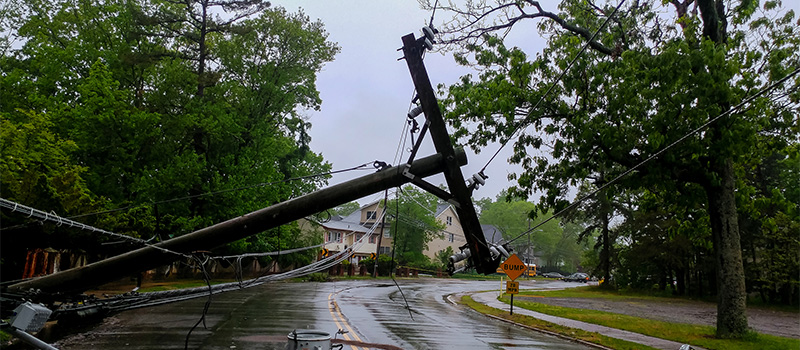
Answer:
706, 158, 749, 337
676, 267, 686, 296
197, 0, 209, 97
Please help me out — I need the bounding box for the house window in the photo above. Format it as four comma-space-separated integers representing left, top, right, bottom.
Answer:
448, 233, 454, 242
366, 211, 377, 220
369, 235, 376, 244
356, 233, 364, 241
379, 246, 392, 255
384, 230, 391, 238
446, 216, 453, 225
327, 231, 342, 243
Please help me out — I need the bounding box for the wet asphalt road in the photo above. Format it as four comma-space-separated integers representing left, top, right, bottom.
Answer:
55, 278, 592, 350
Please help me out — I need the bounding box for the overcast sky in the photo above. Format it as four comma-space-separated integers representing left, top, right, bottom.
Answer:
286, 1, 550, 205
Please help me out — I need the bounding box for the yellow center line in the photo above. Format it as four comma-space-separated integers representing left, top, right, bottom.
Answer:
328, 292, 370, 350
327, 293, 352, 343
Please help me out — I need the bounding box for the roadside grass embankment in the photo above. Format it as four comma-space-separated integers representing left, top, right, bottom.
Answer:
484, 286, 799, 350
460, 295, 658, 350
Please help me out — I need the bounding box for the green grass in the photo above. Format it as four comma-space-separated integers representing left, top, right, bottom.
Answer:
137, 280, 235, 292
519, 285, 800, 313
460, 295, 659, 350
450, 273, 504, 281
499, 295, 799, 350
517, 285, 671, 301
451, 273, 543, 281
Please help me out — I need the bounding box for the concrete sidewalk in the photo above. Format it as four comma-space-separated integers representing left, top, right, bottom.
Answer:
471, 291, 703, 350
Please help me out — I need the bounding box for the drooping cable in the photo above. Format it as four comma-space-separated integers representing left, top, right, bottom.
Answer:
480, 0, 627, 173
506, 65, 800, 244
210, 243, 325, 260
0, 198, 191, 258
184, 254, 213, 350
387, 188, 414, 321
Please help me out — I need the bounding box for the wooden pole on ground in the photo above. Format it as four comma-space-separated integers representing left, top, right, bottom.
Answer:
9, 151, 466, 294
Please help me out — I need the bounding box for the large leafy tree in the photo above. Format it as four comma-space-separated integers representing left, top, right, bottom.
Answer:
432, 0, 798, 337
1, 0, 339, 276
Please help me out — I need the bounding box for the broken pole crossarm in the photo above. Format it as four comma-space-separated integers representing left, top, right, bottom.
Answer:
400, 33, 495, 274
8, 151, 467, 295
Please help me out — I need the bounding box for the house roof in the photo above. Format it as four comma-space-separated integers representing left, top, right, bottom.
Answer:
323, 218, 371, 233
322, 200, 386, 233
435, 203, 451, 217
340, 209, 362, 224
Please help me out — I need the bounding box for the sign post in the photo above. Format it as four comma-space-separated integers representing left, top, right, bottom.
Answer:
501, 254, 525, 315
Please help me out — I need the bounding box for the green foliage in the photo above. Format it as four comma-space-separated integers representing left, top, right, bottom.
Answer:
388, 186, 445, 267
330, 202, 361, 217
0, 0, 339, 279
0, 110, 94, 215
435, 246, 455, 267
306, 272, 330, 282
477, 194, 586, 271
358, 255, 393, 276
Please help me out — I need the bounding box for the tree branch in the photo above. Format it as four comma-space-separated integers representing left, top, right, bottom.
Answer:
438, 0, 616, 56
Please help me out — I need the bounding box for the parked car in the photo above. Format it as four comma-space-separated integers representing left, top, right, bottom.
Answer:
541, 272, 564, 279
563, 272, 589, 282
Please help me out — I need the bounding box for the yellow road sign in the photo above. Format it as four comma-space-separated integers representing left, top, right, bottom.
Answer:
501, 254, 526, 281
506, 281, 519, 294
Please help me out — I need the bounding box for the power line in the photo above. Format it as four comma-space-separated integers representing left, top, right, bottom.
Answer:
210, 243, 325, 260
506, 65, 800, 244
480, 0, 627, 173
0, 198, 191, 258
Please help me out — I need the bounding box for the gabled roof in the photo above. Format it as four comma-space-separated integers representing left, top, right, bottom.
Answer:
322, 200, 386, 233
435, 203, 451, 217
340, 209, 363, 224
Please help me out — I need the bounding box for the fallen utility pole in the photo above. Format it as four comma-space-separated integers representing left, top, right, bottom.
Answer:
8, 151, 466, 295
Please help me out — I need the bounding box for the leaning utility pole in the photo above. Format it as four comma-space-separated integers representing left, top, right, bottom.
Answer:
8, 152, 466, 295
399, 32, 497, 274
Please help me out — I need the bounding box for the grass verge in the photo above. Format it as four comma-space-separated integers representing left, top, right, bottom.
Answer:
137, 280, 230, 292
460, 295, 658, 350
499, 295, 799, 350
521, 285, 800, 314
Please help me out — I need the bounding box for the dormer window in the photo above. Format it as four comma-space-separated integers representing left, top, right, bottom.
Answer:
446, 216, 453, 225
366, 211, 377, 220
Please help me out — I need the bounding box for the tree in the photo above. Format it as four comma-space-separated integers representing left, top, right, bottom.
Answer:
432, 0, 799, 337
570, 177, 631, 288
330, 202, 361, 217
1, 0, 339, 267
388, 186, 445, 267
435, 246, 455, 267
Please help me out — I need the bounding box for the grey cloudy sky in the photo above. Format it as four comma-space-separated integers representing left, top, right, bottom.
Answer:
286, 1, 549, 205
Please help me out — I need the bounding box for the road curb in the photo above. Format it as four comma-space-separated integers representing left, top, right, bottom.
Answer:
481, 312, 615, 350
